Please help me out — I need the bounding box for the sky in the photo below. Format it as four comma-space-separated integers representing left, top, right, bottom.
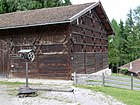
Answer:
70, 0, 140, 22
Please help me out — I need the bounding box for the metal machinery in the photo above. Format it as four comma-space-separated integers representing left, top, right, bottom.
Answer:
18, 49, 37, 97
17, 49, 75, 100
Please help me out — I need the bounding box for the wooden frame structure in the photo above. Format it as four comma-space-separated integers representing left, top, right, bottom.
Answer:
0, 2, 114, 79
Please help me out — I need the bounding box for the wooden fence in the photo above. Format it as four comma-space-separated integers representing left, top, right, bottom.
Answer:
74, 73, 140, 91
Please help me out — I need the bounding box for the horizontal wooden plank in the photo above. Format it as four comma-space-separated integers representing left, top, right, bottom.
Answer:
40, 71, 68, 75
13, 66, 38, 70
12, 72, 68, 78
105, 79, 130, 86
39, 56, 68, 61
38, 75, 68, 79
86, 53, 95, 56
134, 79, 140, 83
72, 66, 84, 70
77, 81, 103, 85
103, 65, 108, 68
76, 70, 86, 74
105, 76, 130, 81
76, 74, 102, 79
85, 65, 94, 68
86, 82, 103, 85
75, 74, 140, 91
133, 87, 140, 91
40, 44, 66, 53
72, 60, 84, 63
39, 66, 67, 70
133, 83, 140, 88
39, 53, 67, 58
39, 73, 68, 77
76, 80, 87, 85
72, 24, 107, 34
39, 63, 67, 67
73, 55, 84, 59
85, 63, 95, 67
72, 61, 84, 64
105, 83, 130, 90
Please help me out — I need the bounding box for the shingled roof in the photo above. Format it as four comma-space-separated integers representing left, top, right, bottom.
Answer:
0, 2, 114, 35
119, 59, 140, 74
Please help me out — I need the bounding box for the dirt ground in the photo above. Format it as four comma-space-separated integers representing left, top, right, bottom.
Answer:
0, 78, 125, 105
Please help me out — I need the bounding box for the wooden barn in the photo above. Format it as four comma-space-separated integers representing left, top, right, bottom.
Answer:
0, 2, 114, 79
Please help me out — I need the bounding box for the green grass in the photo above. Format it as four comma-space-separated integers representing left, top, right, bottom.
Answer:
111, 73, 131, 78
0, 81, 25, 85
112, 73, 138, 80
0, 81, 42, 85
76, 85, 140, 105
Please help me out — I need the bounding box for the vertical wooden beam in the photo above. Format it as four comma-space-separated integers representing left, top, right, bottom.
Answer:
84, 52, 86, 74
74, 71, 77, 85
89, 10, 92, 14
76, 18, 79, 25
67, 24, 72, 80
37, 53, 40, 78
5, 38, 9, 76
102, 73, 105, 86
131, 73, 133, 90
2, 44, 4, 74
95, 52, 96, 72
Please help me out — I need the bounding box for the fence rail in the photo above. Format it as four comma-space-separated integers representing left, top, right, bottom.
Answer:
74, 73, 140, 91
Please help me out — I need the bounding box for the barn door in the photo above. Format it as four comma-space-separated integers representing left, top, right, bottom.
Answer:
0, 40, 9, 77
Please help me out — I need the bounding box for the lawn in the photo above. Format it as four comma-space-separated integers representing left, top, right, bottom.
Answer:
76, 85, 140, 105
0, 81, 25, 85
111, 73, 131, 78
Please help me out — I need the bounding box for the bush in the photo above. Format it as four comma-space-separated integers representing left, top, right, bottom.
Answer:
119, 68, 128, 75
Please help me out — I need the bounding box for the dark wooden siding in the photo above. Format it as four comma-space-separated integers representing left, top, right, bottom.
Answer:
0, 24, 71, 79
0, 40, 9, 76
70, 9, 108, 74
0, 8, 110, 79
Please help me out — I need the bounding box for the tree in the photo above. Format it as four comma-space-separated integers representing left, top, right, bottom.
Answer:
109, 5, 140, 73
32, 0, 71, 8
63, 0, 71, 5
108, 19, 120, 72
0, 0, 72, 14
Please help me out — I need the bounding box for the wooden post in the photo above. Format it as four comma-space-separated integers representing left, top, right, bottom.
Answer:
102, 73, 105, 86
25, 62, 29, 87
131, 73, 133, 90
84, 53, 86, 74
74, 71, 77, 85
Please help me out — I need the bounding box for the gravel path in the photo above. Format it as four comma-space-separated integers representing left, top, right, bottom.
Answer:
0, 78, 125, 105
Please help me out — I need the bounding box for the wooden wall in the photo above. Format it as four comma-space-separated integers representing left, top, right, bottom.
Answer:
0, 24, 71, 79
0, 9, 110, 79
0, 40, 9, 76
70, 8, 108, 74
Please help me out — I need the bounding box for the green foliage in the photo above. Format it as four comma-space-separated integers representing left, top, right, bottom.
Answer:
0, 81, 25, 85
119, 68, 128, 75
76, 85, 140, 105
0, 0, 72, 14
109, 5, 140, 72
111, 73, 131, 78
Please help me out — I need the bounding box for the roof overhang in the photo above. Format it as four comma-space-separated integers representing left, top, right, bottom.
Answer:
0, 2, 114, 35
69, 2, 99, 22
69, 2, 114, 35
0, 20, 70, 30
